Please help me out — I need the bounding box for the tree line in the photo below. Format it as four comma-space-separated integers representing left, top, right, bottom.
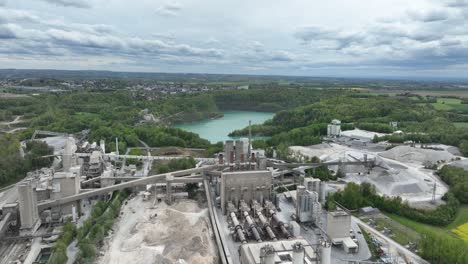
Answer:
0, 134, 54, 187
328, 182, 460, 226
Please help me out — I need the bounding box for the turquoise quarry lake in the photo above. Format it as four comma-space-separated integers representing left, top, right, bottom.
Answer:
173, 111, 274, 143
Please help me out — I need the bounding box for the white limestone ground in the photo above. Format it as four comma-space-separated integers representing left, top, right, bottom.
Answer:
340, 128, 388, 140
380, 145, 455, 165
290, 141, 454, 205
98, 195, 218, 264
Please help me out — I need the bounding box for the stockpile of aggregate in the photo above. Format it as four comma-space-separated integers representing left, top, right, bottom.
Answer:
380, 146, 455, 164
99, 197, 218, 264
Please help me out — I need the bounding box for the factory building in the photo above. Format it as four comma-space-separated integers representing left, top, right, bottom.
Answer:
326, 209, 358, 253
77, 141, 106, 179
239, 239, 316, 264
303, 177, 328, 204
50, 172, 81, 215
220, 170, 272, 214
84, 151, 104, 178
327, 119, 341, 137
295, 186, 321, 224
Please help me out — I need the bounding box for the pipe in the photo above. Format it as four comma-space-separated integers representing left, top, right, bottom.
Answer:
257, 211, 277, 241
230, 212, 247, 243
269, 209, 292, 239
243, 211, 262, 242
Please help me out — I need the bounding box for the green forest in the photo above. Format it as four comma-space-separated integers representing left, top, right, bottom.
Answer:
231, 95, 468, 158
0, 134, 53, 187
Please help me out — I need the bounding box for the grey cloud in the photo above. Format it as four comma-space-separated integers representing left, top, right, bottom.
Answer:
0, 24, 15, 38
443, 0, 468, 7
295, 26, 367, 50
156, 1, 182, 16
238, 43, 295, 63
0, 12, 223, 64
0, 9, 40, 24
269, 50, 295, 62
44, 28, 223, 58
294, 26, 335, 42
408, 10, 449, 22
40, 0, 90, 9
294, 8, 468, 71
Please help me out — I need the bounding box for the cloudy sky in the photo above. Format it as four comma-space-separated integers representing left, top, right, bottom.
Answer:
0, 0, 467, 78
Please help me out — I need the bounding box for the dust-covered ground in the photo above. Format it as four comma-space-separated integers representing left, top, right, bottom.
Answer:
98, 195, 218, 264
291, 141, 454, 205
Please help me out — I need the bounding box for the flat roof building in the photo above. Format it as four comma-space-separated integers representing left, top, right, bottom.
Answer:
239, 239, 317, 264
220, 170, 272, 214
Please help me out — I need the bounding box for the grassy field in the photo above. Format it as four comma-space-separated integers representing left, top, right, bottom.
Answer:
453, 223, 468, 242
432, 98, 463, 110
447, 206, 468, 229
449, 206, 468, 242
385, 213, 456, 240
362, 217, 420, 246
365, 89, 468, 98
384, 206, 468, 241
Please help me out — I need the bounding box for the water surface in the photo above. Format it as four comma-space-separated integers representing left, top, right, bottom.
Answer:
173, 111, 274, 143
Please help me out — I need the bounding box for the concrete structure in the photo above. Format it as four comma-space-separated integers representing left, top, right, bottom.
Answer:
18, 181, 40, 233
290, 221, 300, 237
303, 177, 326, 203
327, 119, 341, 137
38, 165, 220, 210
326, 210, 351, 241
320, 241, 331, 264
239, 239, 316, 264
359, 206, 380, 216
295, 186, 321, 224
220, 170, 272, 214
342, 237, 358, 253
50, 172, 81, 215
326, 209, 358, 252
86, 151, 104, 178
63, 137, 77, 172
225, 140, 235, 163
224, 139, 253, 165
235, 140, 245, 163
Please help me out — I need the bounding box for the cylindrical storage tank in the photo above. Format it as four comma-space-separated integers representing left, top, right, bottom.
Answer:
235, 140, 244, 162
224, 140, 234, 163
230, 151, 235, 164
292, 242, 305, 264
100, 139, 106, 154
321, 242, 331, 264
320, 183, 327, 205
261, 245, 275, 264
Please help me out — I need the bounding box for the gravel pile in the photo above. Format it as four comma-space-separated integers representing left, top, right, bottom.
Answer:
380, 146, 455, 164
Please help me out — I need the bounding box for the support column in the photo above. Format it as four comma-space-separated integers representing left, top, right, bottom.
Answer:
166, 174, 174, 204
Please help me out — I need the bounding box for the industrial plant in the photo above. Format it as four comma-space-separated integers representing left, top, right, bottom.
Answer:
0, 119, 450, 264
